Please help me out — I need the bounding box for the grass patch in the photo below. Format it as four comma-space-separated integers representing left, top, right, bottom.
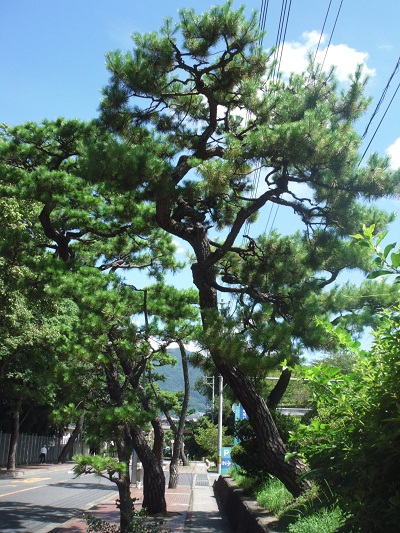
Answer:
229, 466, 266, 495
256, 477, 293, 516
287, 506, 346, 533
230, 468, 347, 532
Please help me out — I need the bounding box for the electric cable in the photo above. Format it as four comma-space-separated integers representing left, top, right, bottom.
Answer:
272, 0, 289, 82
258, 0, 269, 44
362, 56, 400, 140
275, 0, 293, 76
242, 0, 271, 242
359, 80, 400, 165
319, 0, 344, 73
260, 0, 294, 237
313, 0, 333, 67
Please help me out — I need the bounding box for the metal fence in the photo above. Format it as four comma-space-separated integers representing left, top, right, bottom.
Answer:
0, 431, 89, 467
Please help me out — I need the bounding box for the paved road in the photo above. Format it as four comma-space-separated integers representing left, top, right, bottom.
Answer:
0, 465, 117, 532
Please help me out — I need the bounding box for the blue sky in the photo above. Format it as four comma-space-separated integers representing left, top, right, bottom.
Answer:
2, 0, 399, 162
2, 0, 400, 296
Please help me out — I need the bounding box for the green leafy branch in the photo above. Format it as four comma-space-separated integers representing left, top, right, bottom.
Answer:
353, 224, 400, 282
73, 454, 127, 484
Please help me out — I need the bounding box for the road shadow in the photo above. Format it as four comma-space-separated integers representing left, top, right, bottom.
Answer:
0, 484, 117, 532
48, 481, 117, 492
0, 501, 85, 531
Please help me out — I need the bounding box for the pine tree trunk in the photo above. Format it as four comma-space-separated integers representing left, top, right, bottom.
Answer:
142, 459, 166, 514
113, 429, 136, 532
180, 444, 189, 466
268, 368, 292, 410
168, 433, 181, 489
191, 255, 311, 496
116, 473, 134, 533
104, 360, 166, 515
7, 408, 19, 470
169, 456, 179, 489
58, 414, 84, 463
130, 425, 166, 514
151, 415, 164, 470
156, 192, 311, 496
219, 361, 310, 496
169, 340, 190, 488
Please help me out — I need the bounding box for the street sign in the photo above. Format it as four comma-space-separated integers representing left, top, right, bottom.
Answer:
234, 404, 248, 422
221, 447, 232, 474
233, 404, 248, 444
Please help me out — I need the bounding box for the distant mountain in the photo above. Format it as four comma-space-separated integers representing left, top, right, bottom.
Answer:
156, 348, 207, 413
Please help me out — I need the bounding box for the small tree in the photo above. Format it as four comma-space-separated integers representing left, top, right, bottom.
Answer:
194, 417, 232, 464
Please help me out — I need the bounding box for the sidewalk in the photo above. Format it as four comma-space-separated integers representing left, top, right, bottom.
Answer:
39, 461, 232, 532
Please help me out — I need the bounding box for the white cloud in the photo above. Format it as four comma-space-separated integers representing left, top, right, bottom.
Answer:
387, 137, 400, 169
277, 31, 375, 82
173, 238, 190, 256
167, 340, 202, 352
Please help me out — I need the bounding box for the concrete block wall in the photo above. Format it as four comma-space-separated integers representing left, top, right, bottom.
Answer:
214, 475, 280, 533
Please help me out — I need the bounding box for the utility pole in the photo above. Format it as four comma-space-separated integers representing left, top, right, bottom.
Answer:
217, 374, 223, 475
217, 299, 228, 475
203, 376, 215, 423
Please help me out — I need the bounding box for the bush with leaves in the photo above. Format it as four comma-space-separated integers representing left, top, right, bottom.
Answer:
193, 417, 232, 463
231, 414, 302, 479
289, 312, 400, 530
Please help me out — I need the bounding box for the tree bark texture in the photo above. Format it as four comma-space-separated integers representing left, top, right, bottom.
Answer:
115, 472, 134, 533
130, 424, 167, 514
180, 443, 189, 466
58, 413, 84, 463
218, 361, 310, 496
191, 242, 311, 496
155, 157, 311, 496
268, 369, 292, 410
7, 408, 19, 470
104, 360, 166, 514
169, 340, 190, 489
151, 415, 164, 470
112, 427, 137, 531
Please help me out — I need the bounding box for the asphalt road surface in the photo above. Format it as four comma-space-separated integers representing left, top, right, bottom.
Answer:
0, 465, 117, 532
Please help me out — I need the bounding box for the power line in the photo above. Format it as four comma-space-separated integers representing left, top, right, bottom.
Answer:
319, 0, 344, 73
272, 0, 290, 82
262, 0, 294, 237
242, 0, 271, 243
275, 0, 293, 76
313, 0, 334, 67
244, 0, 293, 241
265, 1, 346, 237
362, 56, 400, 140
258, 0, 270, 43
264, 203, 280, 235
359, 80, 400, 165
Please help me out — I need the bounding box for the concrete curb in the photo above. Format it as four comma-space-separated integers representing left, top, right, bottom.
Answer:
214, 475, 280, 533
0, 469, 25, 478
0, 463, 72, 478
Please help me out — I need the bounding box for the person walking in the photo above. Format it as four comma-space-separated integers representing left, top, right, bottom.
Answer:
39, 445, 47, 464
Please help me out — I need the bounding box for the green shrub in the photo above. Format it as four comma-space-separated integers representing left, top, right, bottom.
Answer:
231, 415, 302, 479
229, 465, 264, 495
256, 477, 293, 516
232, 470, 345, 531
289, 309, 400, 530
288, 506, 345, 533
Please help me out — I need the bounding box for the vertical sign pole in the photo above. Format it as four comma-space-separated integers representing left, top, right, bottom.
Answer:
217, 374, 223, 475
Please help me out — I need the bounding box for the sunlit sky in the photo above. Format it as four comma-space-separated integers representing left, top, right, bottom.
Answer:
2, 1, 399, 163
2, 1, 400, 296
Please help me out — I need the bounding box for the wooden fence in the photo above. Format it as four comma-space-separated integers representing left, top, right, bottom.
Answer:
0, 431, 89, 466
